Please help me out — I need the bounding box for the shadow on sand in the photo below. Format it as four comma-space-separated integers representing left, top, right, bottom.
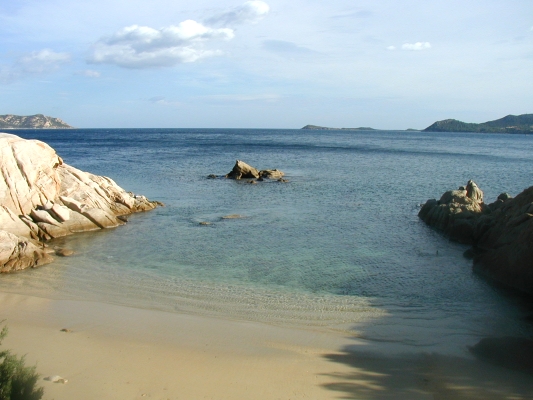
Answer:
320, 336, 533, 399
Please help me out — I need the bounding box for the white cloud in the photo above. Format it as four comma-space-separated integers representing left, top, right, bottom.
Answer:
0, 49, 70, 83
148, 96, 182, 107
87, 2, 270, 69
76, 69, 101, 78
262, 40, 317, 55
17, 49, 70, 73
401, 42, 431, 51
89, 20, 234, 69
202, 94, 280, 102
387, 45, 396, 51
331, 10, 373, 19
206, 1, 270, 27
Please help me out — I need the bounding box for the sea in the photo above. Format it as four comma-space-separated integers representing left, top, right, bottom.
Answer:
2, 128, 533, 355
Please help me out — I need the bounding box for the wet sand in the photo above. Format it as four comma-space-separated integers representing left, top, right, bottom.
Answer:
1, 291, 532, 400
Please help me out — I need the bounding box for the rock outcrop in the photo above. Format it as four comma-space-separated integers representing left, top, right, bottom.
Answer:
224, 160, 285, 181
0, 133, 159, 272
418, 180, 484, 244
419, 181, 533, 295
0, 230, 53, 272
226, 160, 260, 179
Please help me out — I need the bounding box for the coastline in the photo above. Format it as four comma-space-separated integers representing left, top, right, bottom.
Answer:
2, 291, 533, 399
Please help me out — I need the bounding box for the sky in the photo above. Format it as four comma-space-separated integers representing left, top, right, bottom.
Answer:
0, 0, 532, 129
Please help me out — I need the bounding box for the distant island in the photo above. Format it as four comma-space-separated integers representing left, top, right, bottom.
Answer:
302, 125, 377, 131
423, 114, 533, 134
302, 125, 420, 131
0, 114, 73, 129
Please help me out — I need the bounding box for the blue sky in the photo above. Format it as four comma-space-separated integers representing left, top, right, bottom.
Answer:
0, 0, 532, 129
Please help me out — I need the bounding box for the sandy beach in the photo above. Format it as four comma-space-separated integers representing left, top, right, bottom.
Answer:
0, 291, 532, 400
0, 291, 356, 400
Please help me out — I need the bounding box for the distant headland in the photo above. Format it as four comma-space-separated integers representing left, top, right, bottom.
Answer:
0, 114, 73, 129
423, 114, 533, 134
303, 114, 533, 134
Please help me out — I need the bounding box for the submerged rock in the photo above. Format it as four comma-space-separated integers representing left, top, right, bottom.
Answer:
55, 248, 74, 257
419, 180, 533, 295
221, 214, 245, 219
0, 133, 160, 272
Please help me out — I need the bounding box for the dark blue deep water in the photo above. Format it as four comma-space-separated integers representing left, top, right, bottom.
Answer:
2, 128, 533, 353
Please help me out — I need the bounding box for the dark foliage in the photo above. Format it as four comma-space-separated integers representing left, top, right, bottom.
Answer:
0, 325, 43, 400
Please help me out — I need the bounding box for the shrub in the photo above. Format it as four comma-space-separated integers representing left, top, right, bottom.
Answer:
0, 325, 43, 400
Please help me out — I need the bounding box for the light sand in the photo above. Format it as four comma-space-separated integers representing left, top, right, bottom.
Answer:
0, 292, 357, 400
0, 291, 532, 400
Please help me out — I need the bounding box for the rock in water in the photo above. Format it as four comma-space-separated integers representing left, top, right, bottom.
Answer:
55, 248, 74, 257
225, 160, 260, 179
419, 181, 533, 295
221, 214, 245, 219
472, 186, 533, 295
259, 169, 285, 179
418, 180, 484, 244
222, 160, 285, 181
0, 133, 160, 272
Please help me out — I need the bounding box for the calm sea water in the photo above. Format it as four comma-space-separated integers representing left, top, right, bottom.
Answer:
2, 128, 533, 354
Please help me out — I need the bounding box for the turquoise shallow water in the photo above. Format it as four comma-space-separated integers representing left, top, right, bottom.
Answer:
2, 128, 533, 354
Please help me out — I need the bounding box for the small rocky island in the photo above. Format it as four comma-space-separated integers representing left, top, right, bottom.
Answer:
419, 181, 533, 295
302, 125, 377, 131
0, 133, 160, 272
0, 114, 73, 129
